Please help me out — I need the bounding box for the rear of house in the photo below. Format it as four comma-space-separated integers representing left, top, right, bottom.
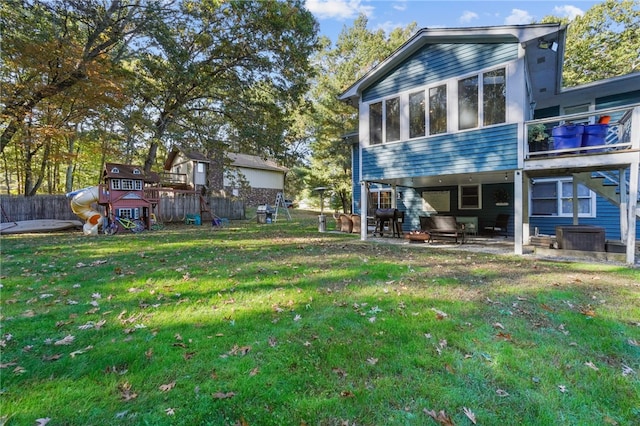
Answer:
339, 24, 640, 264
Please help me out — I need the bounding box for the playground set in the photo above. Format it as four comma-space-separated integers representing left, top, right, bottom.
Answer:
68, 162, 223, 235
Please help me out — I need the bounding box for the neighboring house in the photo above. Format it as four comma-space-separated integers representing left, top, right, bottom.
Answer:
163, 147, 288, 205
339, 23, 640, 264
163, 148, 210, 191
224, 153, 288, 206
98, 162, 158, 230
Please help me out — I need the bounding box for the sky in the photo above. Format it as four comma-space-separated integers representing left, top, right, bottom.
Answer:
305, 0, 602, 43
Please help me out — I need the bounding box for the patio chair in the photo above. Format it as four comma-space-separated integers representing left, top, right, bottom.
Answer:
484, 214, 509, 237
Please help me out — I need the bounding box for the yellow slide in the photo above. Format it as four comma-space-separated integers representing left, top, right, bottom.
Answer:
69, 186, 103, 235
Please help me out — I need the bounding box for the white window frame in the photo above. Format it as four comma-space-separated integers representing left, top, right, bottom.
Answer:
134, 180, 143, 190
121, 179, 134, 190
370, 188, 393, 209
117, 208, 133, 219
364, 65, 509, 145
111, 179, 121, 190
530, 178, 596, 218
458, 184, 482, 210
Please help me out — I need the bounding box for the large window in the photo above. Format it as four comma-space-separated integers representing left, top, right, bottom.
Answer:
409, 91, 426, 138
459, 184, 481, 209
483, 69, 506, 126
385, 97, 400, 142
366, 67, 506, 143
429, 85, 447, 135
458, 76, 478, 130
369, 102, 383, 145
531, 179, 595, 217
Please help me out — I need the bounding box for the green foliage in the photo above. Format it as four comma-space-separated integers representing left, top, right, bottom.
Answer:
305, 16, 416, 212
1, 0, 319, 192
1, 214, 639, 425
543, 0, 640, 86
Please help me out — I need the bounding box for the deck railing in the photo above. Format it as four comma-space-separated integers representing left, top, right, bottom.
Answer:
157, 172, 188, 186
524, 104, 639, 159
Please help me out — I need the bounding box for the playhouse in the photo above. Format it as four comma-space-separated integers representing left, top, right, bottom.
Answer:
98, 163, 159, 231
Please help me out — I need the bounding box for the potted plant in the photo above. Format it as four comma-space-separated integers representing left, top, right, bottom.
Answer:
528, 123, 549, 153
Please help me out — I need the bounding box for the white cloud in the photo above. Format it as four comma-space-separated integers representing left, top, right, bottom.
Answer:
377, 20, 406, 35
504, 8, 534, 25
393, 0, 408, 12
459, 10, 479, 24
552, 5, 585, 21
306, 0, 375, 20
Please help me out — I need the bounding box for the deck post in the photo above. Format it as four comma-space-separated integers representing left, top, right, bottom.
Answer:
360, 181, 368, 241
514, 169, 524, 255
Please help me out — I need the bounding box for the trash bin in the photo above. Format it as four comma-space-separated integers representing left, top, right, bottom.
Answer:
318, 214, 326, 232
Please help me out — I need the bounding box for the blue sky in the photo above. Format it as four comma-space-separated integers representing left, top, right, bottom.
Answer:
305, 0, 602, 43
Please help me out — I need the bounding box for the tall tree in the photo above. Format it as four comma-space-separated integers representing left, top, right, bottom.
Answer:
0, 0, 153, 154
542, 0, 640, 86
306, 16, 416, 212
133, 0, 319, 174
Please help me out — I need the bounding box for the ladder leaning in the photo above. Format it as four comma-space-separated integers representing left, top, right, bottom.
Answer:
273, 192, 291, 222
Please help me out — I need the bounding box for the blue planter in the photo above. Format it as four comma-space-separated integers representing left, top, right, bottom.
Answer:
552, 125, 584, 152
582, 124, 609, 152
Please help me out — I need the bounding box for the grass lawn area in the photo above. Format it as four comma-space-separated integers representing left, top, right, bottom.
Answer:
1, 210, 639, 425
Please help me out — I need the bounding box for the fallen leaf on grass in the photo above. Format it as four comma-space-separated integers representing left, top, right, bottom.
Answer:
249, 367, 260, 376
228, 345, 251, 356
35, 418, 51, 426
492, 322, 505, 330
540, 303, 554, 312
622, 364, 635, 376
339, 390, 355, 398
423, 409, 454, 425
159, 381, 176, 392
558, 385, 568, 393
366, 357, 378, 365
584, 361, 599, 371
119, 382, 138, 401
496, 389, 509, 397
580, 307, 596, 317
42, 354, 63, 361
212, 391, 236, 399
183, 352, 195, 360
165, 408, 175, 416
496, 332, 512, 341
332, 367, 347, 378
54, 335, 75, 345
463, 407, 477, 424
430, 308, 448, 320
268, 336, 278, 347
627, 339, 639, 347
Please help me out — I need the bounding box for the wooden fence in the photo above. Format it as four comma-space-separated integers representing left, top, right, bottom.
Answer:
0, 194, 245, 223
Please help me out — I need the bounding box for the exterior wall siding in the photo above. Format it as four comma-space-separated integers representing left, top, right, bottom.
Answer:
361, 124, 518, 181
352, 144, 361, 213
529, 198, 637, 241
362, 43, 518, 102
396, 183, 514, 235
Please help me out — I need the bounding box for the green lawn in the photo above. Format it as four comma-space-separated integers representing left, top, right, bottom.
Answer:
1, 211, 639, 425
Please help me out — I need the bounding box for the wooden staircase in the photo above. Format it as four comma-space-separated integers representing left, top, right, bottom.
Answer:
573, 170, 640, 218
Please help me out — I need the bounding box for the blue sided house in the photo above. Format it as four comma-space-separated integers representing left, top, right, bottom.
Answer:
339, 23, 640, 264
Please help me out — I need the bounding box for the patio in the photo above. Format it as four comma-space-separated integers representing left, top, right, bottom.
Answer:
368, 233, 640, 266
